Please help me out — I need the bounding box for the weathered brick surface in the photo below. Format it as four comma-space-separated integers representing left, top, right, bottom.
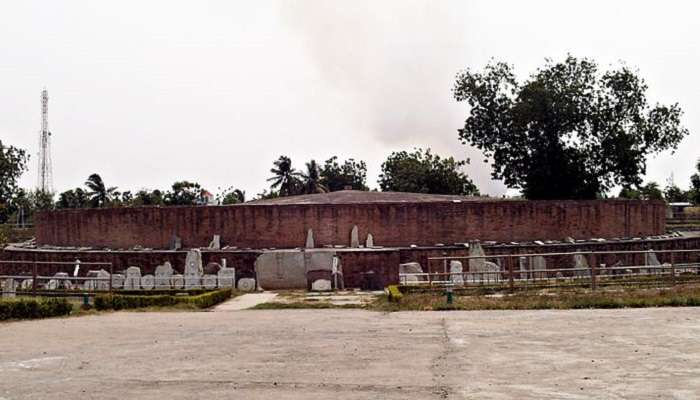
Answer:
35, 199, 666, 249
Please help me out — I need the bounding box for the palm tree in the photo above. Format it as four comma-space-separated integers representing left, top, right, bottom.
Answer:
267, 156, 302, 196
300, 160, 328, 194
85, 173, 118, 207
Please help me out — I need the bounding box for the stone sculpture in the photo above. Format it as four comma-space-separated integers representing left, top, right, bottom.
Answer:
573, 253, 591, 278
365, 233, 374, 248
311, 279, 332, 291
217, 267, 236, 288
20, 279, 33, 290
171, 274, 185, 289
209, 235, 221, 250
305, 229, 314, 249
350, 225, 359, 248
450, 260, 464, 285
47, 272, 72, 290
399, 262, 424, 284
111, 274, 125, 289
202, 274, 218, 289
184, 249, 203, 289
237, 278, 256, 292
518, 257, 529, 279
169, 235, 182, 251
2, 278, 17, 298
155, 262, 174, 289
644, 251, 661, 275
531, 256, 547, 280
124, 267, 142, 290
140, 274, 155, 290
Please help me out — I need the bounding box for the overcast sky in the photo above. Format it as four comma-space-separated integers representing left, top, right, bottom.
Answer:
1, 1, 698, 198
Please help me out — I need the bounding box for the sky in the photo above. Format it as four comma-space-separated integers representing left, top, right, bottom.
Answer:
1, 0, 698, 198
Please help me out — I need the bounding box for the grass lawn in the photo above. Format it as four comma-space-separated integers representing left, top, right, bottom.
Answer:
373, 284, 700, 311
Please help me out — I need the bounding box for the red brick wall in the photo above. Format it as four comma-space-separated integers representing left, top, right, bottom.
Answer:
35, 200, 666, 250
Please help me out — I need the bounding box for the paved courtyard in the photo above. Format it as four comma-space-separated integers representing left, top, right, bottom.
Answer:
2, 307, 700, 399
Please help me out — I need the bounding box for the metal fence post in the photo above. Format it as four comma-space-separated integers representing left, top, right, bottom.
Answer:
32, 261, 38, 297
590, 253, 597, 290
671, 252, 676, 287
507, 256, 514, 292
109, 263, 113, 294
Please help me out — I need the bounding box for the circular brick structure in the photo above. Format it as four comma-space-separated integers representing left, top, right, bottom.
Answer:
35, 191, 666, 250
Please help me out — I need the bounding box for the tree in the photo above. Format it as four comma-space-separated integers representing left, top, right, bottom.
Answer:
85, 173, 118, 207
619, 182, 664, 201
320, 156, 368, 191
56, 188, 90, 209
300, 160, 328, 194
378, 148, 480, 195
218, 187, 246, 205
664, 182, 689, 203
267, 156, 302, 196
0, 141, 29, 223
690, 159, 700, 204
133, 189, 165, 206
453, 55, 689, 200
165, 181, 202, 205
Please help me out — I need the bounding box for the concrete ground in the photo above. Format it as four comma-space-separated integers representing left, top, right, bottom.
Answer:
2, 308, 700, 399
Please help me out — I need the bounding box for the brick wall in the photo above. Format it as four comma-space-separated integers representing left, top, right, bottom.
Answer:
35, 200, 666, 250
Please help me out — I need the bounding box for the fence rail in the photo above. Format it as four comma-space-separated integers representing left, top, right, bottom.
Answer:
400, 248, 700, 290
0, 259, 115, 297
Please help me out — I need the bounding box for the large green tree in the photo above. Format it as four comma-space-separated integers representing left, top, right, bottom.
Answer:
690, 159, 700, 204
267, 156, 302, 196
320, 156, 368, 191
56, 188, 90, 209
165, 181, 202, 205
85, 173, 118, 207
300, 160, 328, 194
0, 141, 29, 223
453, 56, 689, 200
378, 148, 479, 195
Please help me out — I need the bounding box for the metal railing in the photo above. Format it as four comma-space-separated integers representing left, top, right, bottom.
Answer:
0, 259, 114, 297
399, 248, 700, 290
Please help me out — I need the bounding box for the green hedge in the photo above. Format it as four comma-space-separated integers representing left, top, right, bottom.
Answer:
387, 285, 403, 303
94, 288, 233, 311
0, 297, 73, 321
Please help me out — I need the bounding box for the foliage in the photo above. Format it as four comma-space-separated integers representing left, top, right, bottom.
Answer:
56, 188, 91, 209
453, 55, 689, 199
664, 183, 689, 203
164, 181, 203, 205
85, 173, 118, 207
0, 141, 29, 224
254, 189, 280, 201
0, 297, 73, 320
93, 288, 233, 310
218, 187, 246, 205
618, 182, 664, 201
378, 148, 479, 195
267, 155, 302, 196
132, 189, 165, 206
320, 156, 369, 191
690, 159, 700, 205
300, 160, 328, 194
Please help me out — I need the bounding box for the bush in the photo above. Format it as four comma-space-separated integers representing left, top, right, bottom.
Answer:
387, 285, 403, 303
0, 297, 73, 321
94, 288, 233, 311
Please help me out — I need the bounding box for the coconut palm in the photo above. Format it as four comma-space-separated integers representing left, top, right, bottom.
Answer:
267, 156, 302, 196
300, 160, 328, 194
85, 173, 118, 207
